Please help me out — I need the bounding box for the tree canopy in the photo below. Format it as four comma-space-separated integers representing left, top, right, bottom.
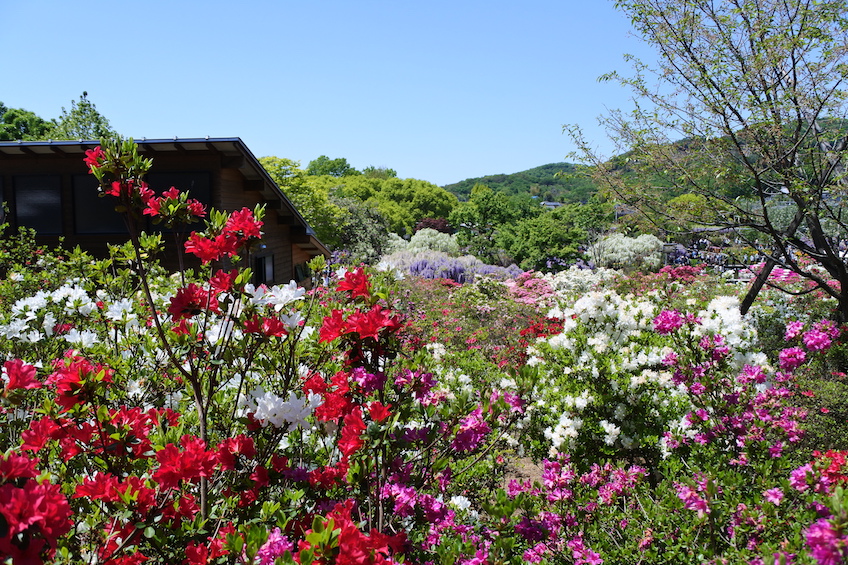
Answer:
52, 92, 115, 140
571, 0, 848, 318
0, 93, 115, 141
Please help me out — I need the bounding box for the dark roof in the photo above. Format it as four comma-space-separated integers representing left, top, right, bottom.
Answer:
0, 137, 329, 256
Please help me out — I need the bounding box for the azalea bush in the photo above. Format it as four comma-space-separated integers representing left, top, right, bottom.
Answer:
2, 136, 848, 564
0, 138, 526, 565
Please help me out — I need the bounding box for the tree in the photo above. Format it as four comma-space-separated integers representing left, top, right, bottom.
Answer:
570, 0, 848, 318
259, 156, 346, 247
497, 205, 590, 271
52, 92, 115, 140
306, 155, 361, 177
0, 103, 54, 140
448, 184, 520, 263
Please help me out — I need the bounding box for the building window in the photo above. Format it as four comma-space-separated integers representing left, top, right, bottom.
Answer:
13, 175, 62, 235
254, 255, 274, 285
73, 174, 127, 234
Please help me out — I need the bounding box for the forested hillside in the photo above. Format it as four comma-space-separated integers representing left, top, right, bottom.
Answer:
443, 162, 597, 203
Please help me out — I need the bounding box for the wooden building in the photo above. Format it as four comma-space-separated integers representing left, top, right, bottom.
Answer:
0, 138, 329, 285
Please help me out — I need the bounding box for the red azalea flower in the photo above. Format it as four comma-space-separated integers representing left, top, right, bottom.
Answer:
369, 401, 393, 422
153, 435, 219, 490
3, 358, 41, 391
74, 472, 121, 502
83, 146, 105, 170
244, 315, 287, 337
338, 407, 366, 457
45, 353, 114, 411
184, 233, 225, 264
225, 207, 263, 238
142, 196, 162, 217
20, 417, 63, 452
0, 452, 39, 481
168, 283, 220, 321
319, 309, 348, 343
0, 479, 72, 561
338, 267, 371, 299
209, 269, 238, 292
345, 304, 399, 340
187, 198, 206, 218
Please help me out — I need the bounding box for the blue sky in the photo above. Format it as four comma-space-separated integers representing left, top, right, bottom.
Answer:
1, 1, 655, 186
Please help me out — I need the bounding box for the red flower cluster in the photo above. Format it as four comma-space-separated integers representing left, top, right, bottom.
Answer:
338, 267, 371, 299
183, 207, 264, 264
813, 449, 848, 488
0, 452, 72, 563
45, 351, 114, 411
297, 500, 406, 565
167, 283, 221, 321
153, 435, 220, 490
319, 305, 400, 343
142, 187, 206, 221
83, 146, 105, 170
2, 358, 41, 393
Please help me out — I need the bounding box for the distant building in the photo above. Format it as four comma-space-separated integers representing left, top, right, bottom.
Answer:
540, 201, 563, 210
0, 138, 329, 285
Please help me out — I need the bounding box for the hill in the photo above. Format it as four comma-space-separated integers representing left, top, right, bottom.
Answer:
442, 162, 598, 203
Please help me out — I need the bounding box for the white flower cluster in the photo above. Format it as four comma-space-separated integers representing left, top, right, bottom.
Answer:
386, 228, 461, 256
0, 283, 103, 344
694, 295, 767, 369
542, 266, 621, 298
239, 386, 322, 430
599, 419, 622, 446
589, 233, 664, 270
245, 281, 307, 311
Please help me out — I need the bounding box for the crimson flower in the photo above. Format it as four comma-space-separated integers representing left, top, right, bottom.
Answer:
369, 401, 393, 422
0, 453, 39, 482
338, 267, 371, 299
345, 304, 399, 340
153, 435, 219, 490
224, 207, 263, 238
83, 145, 105, 170
319, 309, 348, 343
3, 358, 41, 391
168, 283, 220, 321
338, 407, 366, 457
244, 315, 287, 337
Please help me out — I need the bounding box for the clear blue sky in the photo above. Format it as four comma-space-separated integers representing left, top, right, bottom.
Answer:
1, 1, 656, 186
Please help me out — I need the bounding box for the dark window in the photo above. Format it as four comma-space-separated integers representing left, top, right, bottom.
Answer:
14, 175, 62, 235
254, 255, 274, 285
73, 174, 127, 234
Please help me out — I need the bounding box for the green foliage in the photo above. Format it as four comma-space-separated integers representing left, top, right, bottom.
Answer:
449, 184, 519, 264
496, 205, 588, 271
305, 155, 361, 177
51, 92, 115, 140
0, 102, 55, 140
259, 156, 346, 246
443, 162, 598, 204
331, 196, 393, 263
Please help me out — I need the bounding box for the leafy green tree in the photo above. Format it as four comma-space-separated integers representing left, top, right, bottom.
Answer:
570, 0, 848, 318
448, 184, 519, 263
306, 155, 361, 177
259, 156, 346, 247
362, 166, 397, 179
0, 103, 54, 140
52, 92, 115, 140
497, 205, 589, 271
331, 196, 392, 264
327, 175, 457, 236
